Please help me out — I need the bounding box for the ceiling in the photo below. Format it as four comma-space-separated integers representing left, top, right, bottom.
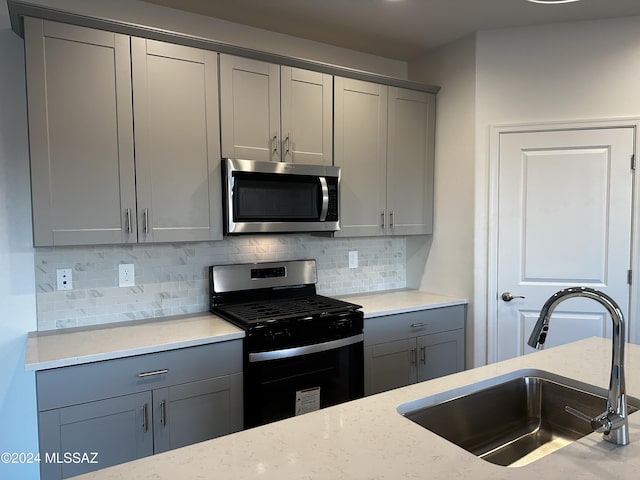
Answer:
141, 0, 640, 61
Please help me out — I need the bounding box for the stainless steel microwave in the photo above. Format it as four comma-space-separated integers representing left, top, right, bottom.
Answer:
222, 158, 340, 234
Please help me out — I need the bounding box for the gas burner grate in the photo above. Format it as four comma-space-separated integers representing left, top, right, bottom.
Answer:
217, 296, 356, 323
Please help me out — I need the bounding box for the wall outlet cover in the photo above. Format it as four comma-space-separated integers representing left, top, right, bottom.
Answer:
119, 263, 135, 287
56, 268, 73, 290
348, 250, 358, 269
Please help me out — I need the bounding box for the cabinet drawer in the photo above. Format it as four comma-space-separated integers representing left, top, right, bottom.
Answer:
36, 340, 243, 411
364, 305, 465, 346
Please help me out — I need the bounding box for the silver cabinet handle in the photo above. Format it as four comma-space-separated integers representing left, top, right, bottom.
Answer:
411, 322, 428, 328
272, 133, 279, 156
160, 399, 167, 427
501, 292, 525, 302
420, 346, 426, 365
390, 210, 394, 228
284, 133, 290, 157
142, 403, 149, 432
381, 211, 386, 228
125, 208, 132, 234
143, 208, 149, 234
410, 348, 417, 367
137, 369, 169, 378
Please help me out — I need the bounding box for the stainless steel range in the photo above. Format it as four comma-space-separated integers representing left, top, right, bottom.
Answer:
209, 259, 364, 428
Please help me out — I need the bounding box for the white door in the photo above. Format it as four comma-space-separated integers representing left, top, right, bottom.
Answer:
496, 127, 634, 361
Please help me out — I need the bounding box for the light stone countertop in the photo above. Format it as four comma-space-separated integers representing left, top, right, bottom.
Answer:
25, 289, 465, 371
73, 337, 640, 480
338, 289, 467, 318
24, 313, 245, 371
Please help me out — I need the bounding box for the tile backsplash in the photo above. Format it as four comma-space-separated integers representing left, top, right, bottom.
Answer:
35, 235, 406, 331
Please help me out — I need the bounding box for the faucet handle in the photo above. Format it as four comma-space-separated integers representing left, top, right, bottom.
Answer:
565, 406, 624, 434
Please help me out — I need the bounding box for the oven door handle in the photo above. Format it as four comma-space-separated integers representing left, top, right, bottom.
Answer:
248, 333, 363, 362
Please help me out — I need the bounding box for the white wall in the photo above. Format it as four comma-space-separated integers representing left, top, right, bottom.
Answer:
407, 35, 477, 366
474, 16, 640, 363
0, 2, 39, 478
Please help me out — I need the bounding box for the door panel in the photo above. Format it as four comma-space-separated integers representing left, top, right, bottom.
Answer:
496, 127, 633, 361
281, 66, 333, 165
364, 338, 415, 395
220, 54, 280, 162
131, 38, 222, 242
334, 77, 388, 237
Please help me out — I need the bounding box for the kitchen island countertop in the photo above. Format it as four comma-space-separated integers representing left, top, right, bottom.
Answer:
73, 336, 640, 480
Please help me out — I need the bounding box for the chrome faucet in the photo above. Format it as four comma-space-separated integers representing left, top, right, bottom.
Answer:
527, 286, 629, 445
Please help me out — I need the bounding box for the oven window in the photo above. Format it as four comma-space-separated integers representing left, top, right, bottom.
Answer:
233, 173, 321, 221
244, 342, 364, 428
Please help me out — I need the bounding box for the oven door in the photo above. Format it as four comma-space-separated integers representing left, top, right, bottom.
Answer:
244, 334, 364, 428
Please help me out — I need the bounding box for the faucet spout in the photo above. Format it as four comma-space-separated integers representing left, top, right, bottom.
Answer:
527, 286, 629, 445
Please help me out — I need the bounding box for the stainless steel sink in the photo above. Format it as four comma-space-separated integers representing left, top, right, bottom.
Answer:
397, 369, 640, 467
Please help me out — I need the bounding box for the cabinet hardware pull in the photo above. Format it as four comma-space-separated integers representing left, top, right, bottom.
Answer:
380, 211, 385, 228
142, 403, 149, 432
284, 133, 290, 156
410, 322, 428, 328
420, 346, 426, 365
161, 399, 167, 427
125, 208, 132, 234
143, 208, 149, 234
272, 133, 278, 156
390, 210, 394, 228
410, 348, 417, 366
137, 369, 169, 378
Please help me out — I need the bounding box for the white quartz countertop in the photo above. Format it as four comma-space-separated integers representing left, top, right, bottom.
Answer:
338, 289, 467, 317
73, 337, 640, 480
25, 289, 464, 371
24, 313, 245, 371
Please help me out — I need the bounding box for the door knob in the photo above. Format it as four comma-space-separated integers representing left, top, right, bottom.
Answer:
501, 292, 525, 302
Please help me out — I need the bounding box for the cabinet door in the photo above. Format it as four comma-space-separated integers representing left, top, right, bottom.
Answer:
364, 338, 416, 396
220, 54, 281, 162
131, 39, 222, 242
387, 87, 435, 235
38, 392, 152, 480
24, 18, 136, 246
417, 329, 465, 383
153, 373, 243, 453
281, 66, 333, 165
334, 77, 388, 237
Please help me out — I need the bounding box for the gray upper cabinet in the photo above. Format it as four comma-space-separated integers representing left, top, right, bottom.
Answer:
131, 38, 222, 243
24, 18, 137, 246
386, 87, 435, 235
24, 18, 223, 246
220, 54, 333, 165
334, 77, 435, 237
334, 77, 388, 237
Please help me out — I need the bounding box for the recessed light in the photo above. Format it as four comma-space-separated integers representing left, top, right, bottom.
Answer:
527, 0, 581, 4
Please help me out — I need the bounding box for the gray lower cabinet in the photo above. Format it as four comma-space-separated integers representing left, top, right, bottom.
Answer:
36, 341, 243, 480
364, 305, 465, 396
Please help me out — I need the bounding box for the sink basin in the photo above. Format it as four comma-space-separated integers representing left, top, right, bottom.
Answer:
397, 369, 640, 467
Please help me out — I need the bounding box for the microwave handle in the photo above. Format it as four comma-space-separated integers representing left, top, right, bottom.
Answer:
319, 177, 329, 221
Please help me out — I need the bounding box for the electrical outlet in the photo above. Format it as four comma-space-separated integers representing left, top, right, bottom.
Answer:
119, 263, 135, 287
348, 250, 358, 269
56, 268, 73, 291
